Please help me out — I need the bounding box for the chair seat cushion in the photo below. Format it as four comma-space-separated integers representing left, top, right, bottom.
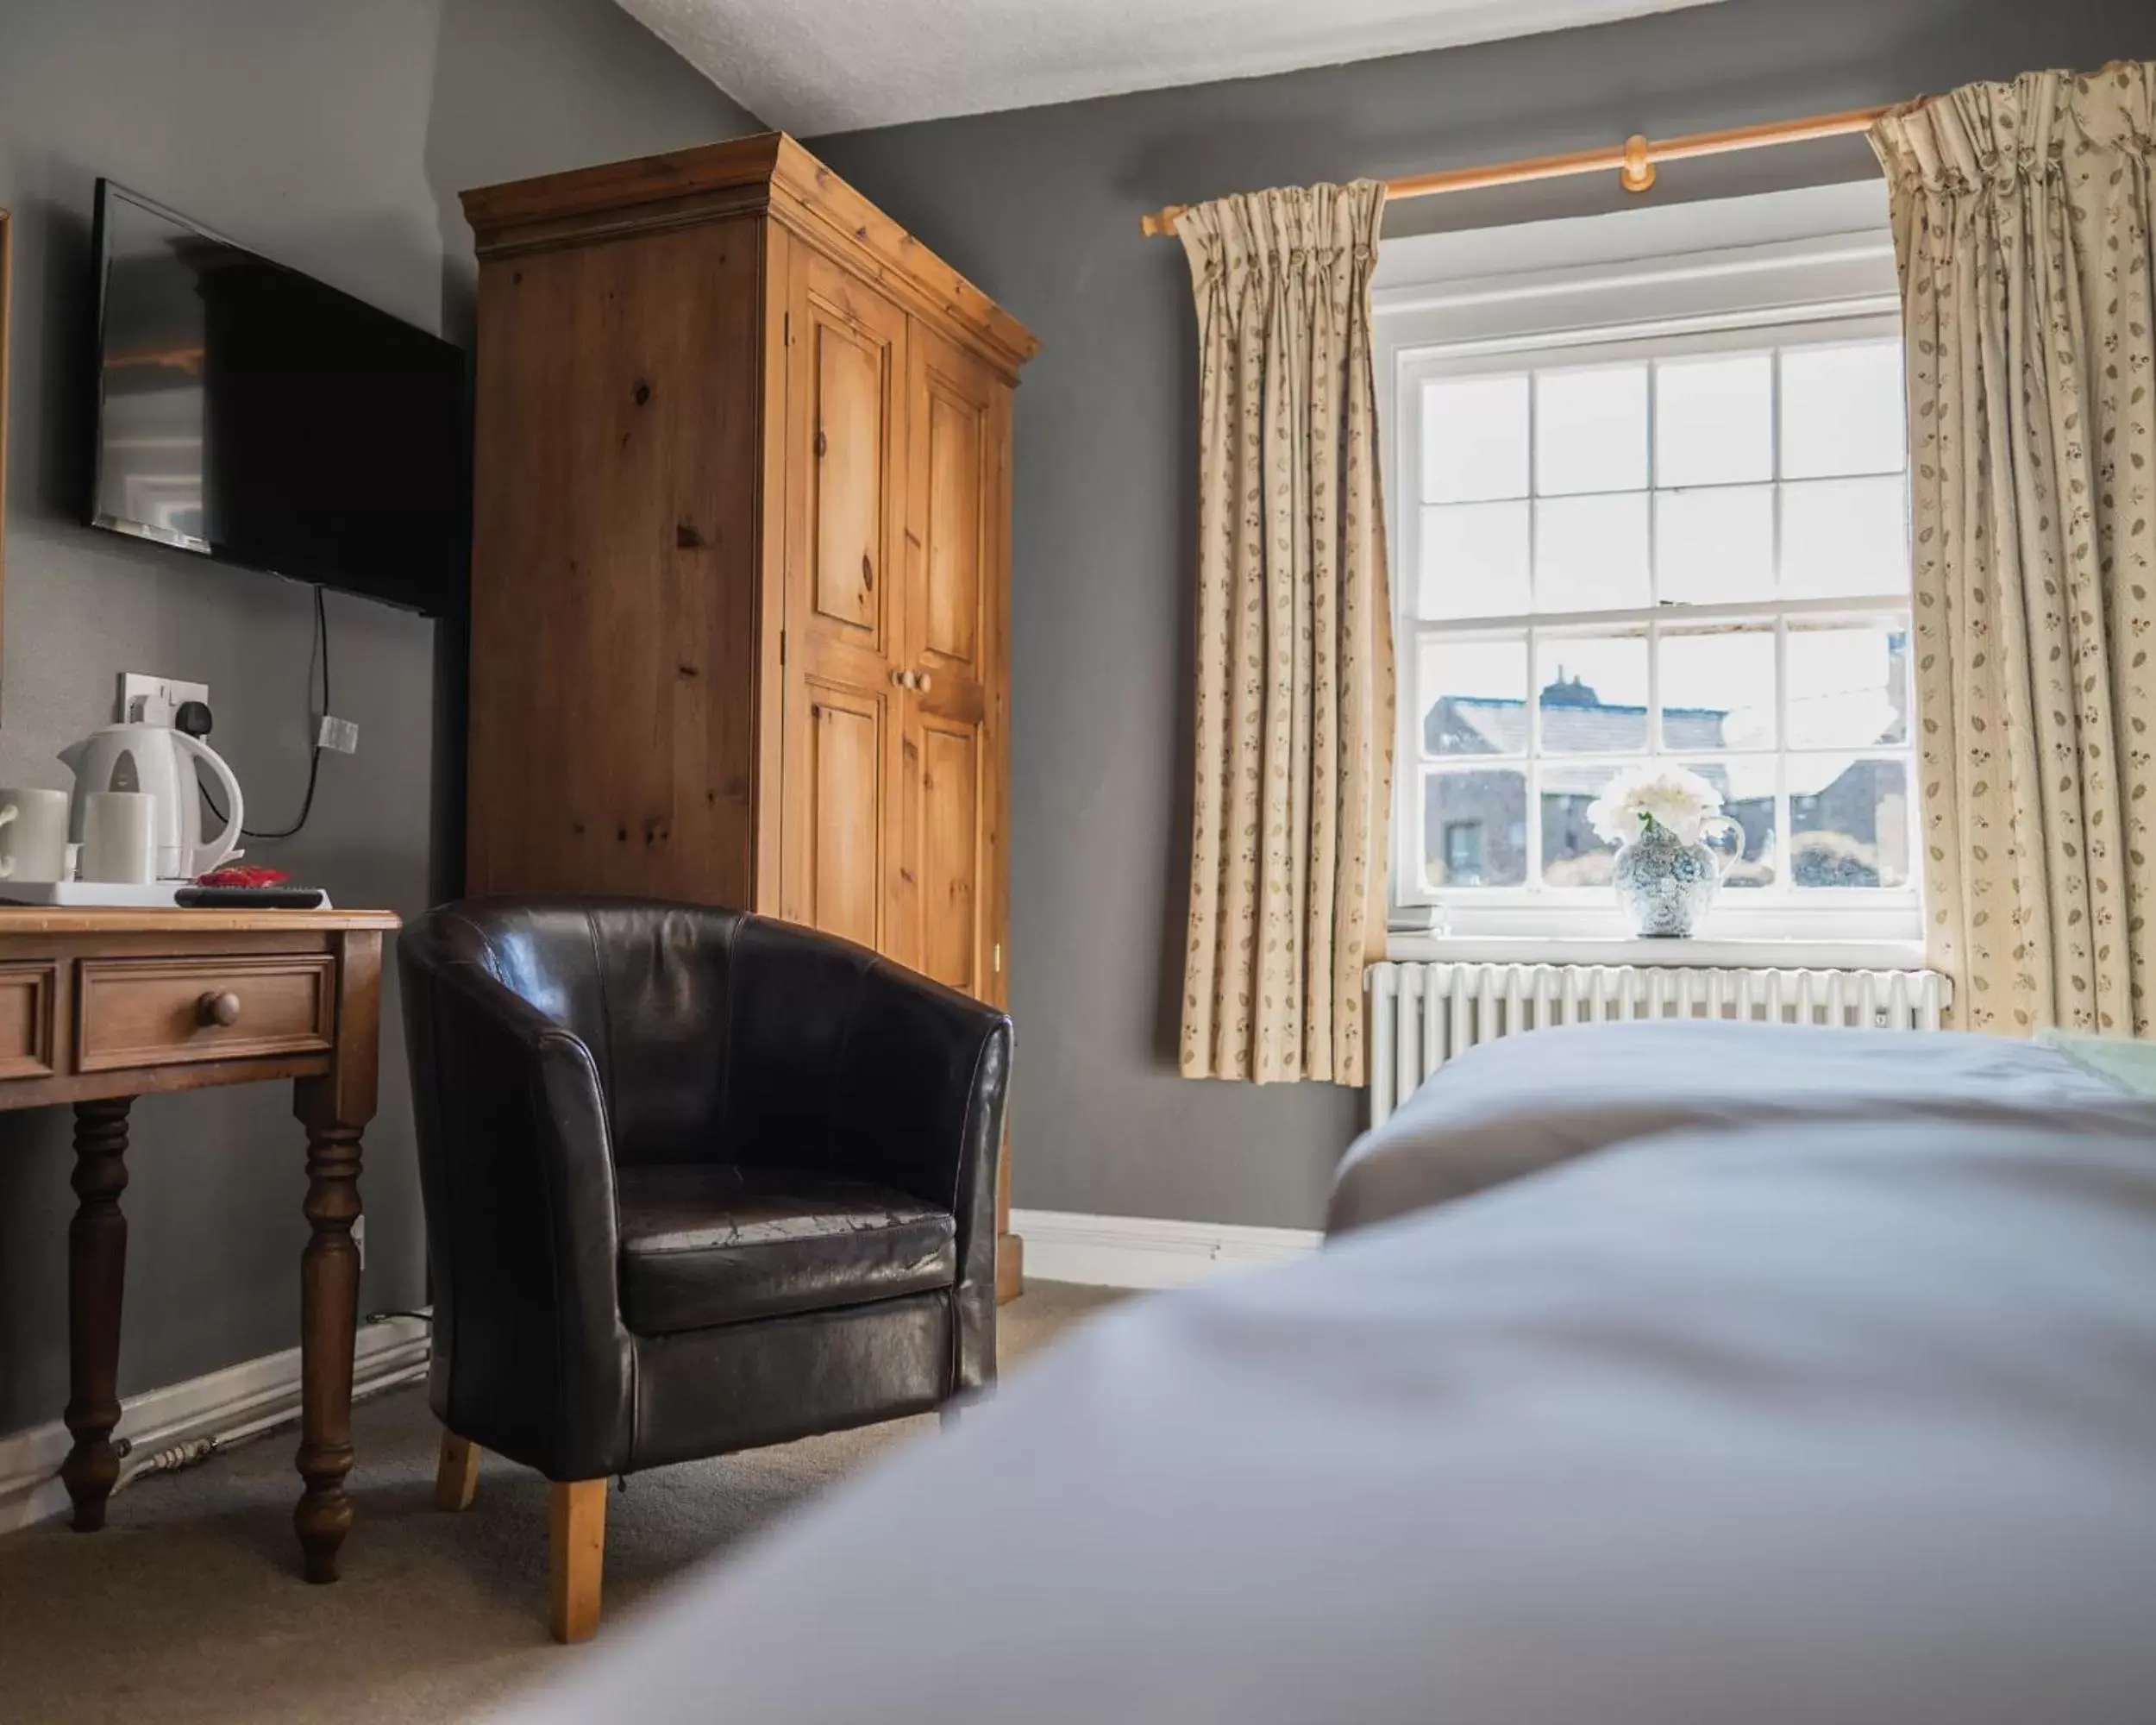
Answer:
616, 1164, 957, 1336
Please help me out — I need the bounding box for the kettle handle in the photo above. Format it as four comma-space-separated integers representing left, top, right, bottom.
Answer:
172, 731, 247, 875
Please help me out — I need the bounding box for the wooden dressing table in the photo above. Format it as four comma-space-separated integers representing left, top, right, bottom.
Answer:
0, 907, 398, 1582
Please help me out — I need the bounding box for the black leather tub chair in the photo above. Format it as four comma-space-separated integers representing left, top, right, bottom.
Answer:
398, 899, 1011, 1640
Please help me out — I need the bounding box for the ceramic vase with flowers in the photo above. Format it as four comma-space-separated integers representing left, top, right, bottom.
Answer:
1587, 766, 1743, 938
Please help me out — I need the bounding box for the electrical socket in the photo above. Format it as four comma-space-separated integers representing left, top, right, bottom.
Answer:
353, 1215, 367, 1272
317, 715, 360, 756
117, 673, 210, 728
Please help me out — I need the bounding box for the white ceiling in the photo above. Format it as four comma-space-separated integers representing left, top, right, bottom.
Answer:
617, 0, 1728, 136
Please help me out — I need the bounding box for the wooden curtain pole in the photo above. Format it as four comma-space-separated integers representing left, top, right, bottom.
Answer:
1138, 102, 1898, 237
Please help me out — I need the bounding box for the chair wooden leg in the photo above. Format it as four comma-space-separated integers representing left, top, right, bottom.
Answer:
435, 1431, 481, 1511
550, 1480, 607, 1643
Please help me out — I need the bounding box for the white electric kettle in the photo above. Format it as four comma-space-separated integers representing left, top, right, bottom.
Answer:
59, 724, 246, 880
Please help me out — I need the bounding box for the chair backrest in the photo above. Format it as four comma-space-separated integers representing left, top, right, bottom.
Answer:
402, 898, 744, 1168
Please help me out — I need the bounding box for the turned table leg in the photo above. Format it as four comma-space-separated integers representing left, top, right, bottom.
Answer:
292, 1101, 364, 1583
291, 930, 384, 1584
63, 1097, 132, 1532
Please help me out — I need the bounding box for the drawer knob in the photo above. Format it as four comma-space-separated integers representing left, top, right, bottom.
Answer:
198, 990, 242, 1028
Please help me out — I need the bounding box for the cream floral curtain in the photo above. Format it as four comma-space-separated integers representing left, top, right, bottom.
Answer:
1871, 63, 2156, 1036
1176, 181, 1393, 1084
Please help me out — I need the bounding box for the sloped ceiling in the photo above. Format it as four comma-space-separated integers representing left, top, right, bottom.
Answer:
616, 0, 1730, 135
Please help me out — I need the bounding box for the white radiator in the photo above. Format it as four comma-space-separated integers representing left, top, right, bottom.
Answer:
1365, 961, 1952, 1129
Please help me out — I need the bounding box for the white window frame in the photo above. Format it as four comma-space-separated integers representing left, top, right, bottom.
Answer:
1373, 184, 1923, 953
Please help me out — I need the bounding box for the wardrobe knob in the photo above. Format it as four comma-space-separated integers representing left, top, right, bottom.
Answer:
914, 670, 932, 694
892, 668, 915, 689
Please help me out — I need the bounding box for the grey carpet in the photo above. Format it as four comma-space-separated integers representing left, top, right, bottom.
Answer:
0, 1281, 1126, 1724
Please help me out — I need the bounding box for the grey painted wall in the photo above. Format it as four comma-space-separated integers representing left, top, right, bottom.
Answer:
0, 0, 760, 1436
809, 0, 2156, 1231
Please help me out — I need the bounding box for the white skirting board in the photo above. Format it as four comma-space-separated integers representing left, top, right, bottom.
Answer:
1011, 1208, 1322, 1291
0, 1314, 429, 1538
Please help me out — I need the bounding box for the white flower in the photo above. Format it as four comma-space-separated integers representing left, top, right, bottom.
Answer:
1586, 765, 1725, 849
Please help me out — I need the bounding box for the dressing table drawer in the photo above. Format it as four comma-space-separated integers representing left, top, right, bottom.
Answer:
0, 963, 58, 1079
75, 953, 337, 1071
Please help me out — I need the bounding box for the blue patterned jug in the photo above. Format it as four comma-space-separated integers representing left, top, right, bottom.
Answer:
1612, 816, 1740, 938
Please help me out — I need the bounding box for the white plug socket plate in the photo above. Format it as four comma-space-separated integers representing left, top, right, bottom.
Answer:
118, 673, 210, 728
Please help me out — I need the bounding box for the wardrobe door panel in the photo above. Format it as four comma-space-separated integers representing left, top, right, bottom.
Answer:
918, 720, 981, 993
812, 318, 887, 635
799, 679, 888, 950
796, 253, 902, 661
922, 389, 982, 665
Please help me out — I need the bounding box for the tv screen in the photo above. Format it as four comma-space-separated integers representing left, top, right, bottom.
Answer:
88, 180, 468, 614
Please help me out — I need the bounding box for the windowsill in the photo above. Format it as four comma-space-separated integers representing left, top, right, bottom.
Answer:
1384, 932, 1930, 969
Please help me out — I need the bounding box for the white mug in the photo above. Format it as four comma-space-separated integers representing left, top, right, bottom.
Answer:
0, 787, 72, 882
81, 791, 159, 884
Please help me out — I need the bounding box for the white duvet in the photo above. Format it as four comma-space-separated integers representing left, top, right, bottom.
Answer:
496, 1026, 2156, 1725
1330, 1019, 2156, 1233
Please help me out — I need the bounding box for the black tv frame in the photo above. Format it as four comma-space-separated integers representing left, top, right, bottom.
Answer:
85, 178, 469, 617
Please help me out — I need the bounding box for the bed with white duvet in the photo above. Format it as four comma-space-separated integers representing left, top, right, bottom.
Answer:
1329, 1018, 2156, 1232
495, 1023, 2156, 1725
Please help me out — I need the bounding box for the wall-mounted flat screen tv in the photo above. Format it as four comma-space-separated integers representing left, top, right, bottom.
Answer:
88, 179, 467, 614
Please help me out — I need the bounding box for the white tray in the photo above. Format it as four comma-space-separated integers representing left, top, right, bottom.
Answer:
0, 881, 333, 908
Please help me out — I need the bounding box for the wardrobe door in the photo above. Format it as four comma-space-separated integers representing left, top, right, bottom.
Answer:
779, 250, 910, 956
899, 321, 1009, 1004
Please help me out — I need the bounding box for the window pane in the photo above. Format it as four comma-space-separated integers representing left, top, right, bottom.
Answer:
1656, 354, 1772, 486
1538, 632, 1648, 754
1421, 637, 1528, 758
1781, 476, 1909, 597
1535, 364, 1647, 495
1426, 770, 1527, 889
1420, 501, 1530, 618
1423, 374, 1530, 503
1683, 757, 1777, 888
1540, 762, 1628, 887
1656, 486, 1774, 604
1790, 756, 1910, 888
1660, 629, 1777, 750
1786, 622, 1909, 749
1534, 493, 1650, 612
1781, 340, 1905, 480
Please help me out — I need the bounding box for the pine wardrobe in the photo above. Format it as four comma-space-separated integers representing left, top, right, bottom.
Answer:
460, 135, 1037, 1295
